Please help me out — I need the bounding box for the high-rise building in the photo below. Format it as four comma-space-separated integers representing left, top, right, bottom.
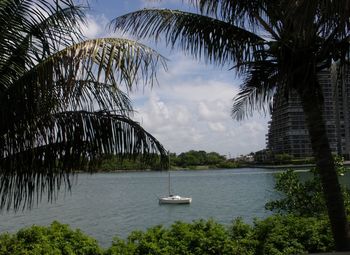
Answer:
266, 65, 350, 159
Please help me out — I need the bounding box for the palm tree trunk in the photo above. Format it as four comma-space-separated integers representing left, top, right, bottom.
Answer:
297, 85, 350, 251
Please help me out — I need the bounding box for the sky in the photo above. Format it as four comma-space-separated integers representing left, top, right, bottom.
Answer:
80, 0, 271, 157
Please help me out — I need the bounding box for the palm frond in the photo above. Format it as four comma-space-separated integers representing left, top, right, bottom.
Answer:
188, 0, 268, 24
316, 0, 350, 37
0, 1, 169, 212
62, 80, 133, 113
54, 38, 167, 90
112, 9, 265, 68
0, 110, 168, 211
190, 0, 350, 42
231, 60, 278, 120
0, 38, 166, 134
0, 0, 86, 91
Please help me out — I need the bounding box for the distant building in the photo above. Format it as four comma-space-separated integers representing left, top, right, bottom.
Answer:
235, 154, 254, 163
267, 64, 350, 159
253, 149, 271, 163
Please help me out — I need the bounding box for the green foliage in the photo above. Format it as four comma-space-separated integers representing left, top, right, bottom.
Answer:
106, 219, 239, 255
171, 150, 237, 169
216, 160, 240, 169
274, 154, 294, 164
86, 150, 238, 171
252, 215, 334, 255
91, 154, 164, 171
106, 217, 334, 255
228, 218, 257, 255
176, 150, 207, 167
266, 154, 315, 165
265, 156, 350, 216
0, 221, 102, 255
228, 216, 334, 255
0, 218, 336, 255
289, 157, 315, 165
265, 169, 325, 216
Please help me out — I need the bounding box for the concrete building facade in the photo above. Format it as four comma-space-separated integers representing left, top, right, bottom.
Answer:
266, 65, 350, 159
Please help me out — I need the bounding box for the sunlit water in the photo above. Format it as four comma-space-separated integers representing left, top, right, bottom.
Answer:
1, 168, 345, 247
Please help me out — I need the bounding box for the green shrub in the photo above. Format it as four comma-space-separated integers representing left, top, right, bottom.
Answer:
106, 219, 244, 255
106, 216, 335, 255
228, 218, 257, 255
265, 169, 326, 216
228, 215, 334, 255
0, 218, 336, 255
0, 221, 102, 255
252, 215, 334, 255
265, 156, 350, 216
217, 161, 239, 169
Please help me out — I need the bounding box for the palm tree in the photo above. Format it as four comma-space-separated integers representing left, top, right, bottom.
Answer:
112, 0, 350, 250
0, 0, 169, 212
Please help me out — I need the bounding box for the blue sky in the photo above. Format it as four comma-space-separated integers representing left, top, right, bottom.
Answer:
81, 0, 270, 157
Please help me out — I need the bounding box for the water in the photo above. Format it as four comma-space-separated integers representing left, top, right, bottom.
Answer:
0, 168, 313, 247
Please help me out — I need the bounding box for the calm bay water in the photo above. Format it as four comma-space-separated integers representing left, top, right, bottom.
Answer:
0, 168, 329, 247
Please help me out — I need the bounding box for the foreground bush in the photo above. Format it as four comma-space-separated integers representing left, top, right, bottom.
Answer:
0, 221, 102, 255
106, 216, 334, 255
265, 168, 350, 217
106, 219, 240, 255
0, 216, 335, 255
251, 215, 334, 255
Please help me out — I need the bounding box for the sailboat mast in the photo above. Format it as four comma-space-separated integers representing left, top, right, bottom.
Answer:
168, 150, 170, 170
168, 171, 171, 196
168, 151, 171, 196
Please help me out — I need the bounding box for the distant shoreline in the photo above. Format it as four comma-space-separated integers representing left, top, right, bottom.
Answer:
78, 166, 239, 173
245, 164, 315, 170
78, 161, 350, 173
246, 160, 350, 170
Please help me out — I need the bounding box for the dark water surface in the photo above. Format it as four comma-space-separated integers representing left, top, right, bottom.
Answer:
0, 168, 336, 247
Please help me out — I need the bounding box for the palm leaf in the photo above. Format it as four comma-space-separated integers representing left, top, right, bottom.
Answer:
112, 9, 265, 69
190, 0, 269, 23
0, 0, 85, 91
0, 1, 169, 211
0, 38, 166, 134
231, 60, 278, 120
54, 38, 167, 90
0, 110, 168, 211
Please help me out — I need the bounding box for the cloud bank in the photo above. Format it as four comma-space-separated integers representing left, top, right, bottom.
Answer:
130, 54, 270, 157
81, 11, 271, 157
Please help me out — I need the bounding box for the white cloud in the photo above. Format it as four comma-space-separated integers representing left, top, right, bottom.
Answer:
197, 101, 228, 122
208, 122, 226, 132
134, 93, 204, 151
139, 0, 192, 8
129, 53, 271, 156
174, 105, 191, 123
81, 14, 109, 39
136, 93, 191, 129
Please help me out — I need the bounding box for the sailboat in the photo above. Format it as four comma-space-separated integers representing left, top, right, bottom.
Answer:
158, 171, 192, 204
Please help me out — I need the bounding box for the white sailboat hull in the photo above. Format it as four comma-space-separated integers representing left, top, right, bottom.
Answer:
159, 195, 192, 204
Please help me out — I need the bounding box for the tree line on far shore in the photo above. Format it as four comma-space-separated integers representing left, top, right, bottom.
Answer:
170, 150, 238, 169
92, 150, 239, 171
